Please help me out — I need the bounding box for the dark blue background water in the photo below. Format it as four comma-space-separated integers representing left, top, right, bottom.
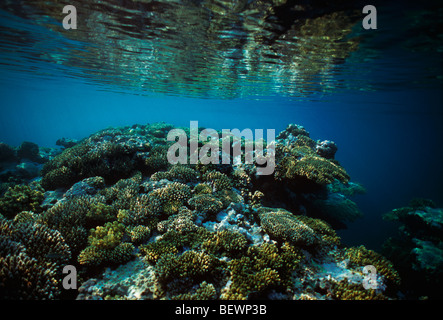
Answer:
0, 0, 442, 251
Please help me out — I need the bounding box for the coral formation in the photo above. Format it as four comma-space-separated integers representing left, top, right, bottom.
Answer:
78, 221, 135, 266
0, 184, 44, 219
257, 207, 339, 248
0, 219, 71, 299
0, 123, 405, 301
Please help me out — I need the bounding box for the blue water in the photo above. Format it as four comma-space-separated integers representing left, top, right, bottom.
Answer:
1, 0, 442, 252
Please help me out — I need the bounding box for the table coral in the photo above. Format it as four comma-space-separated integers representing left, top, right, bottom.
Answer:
257, 207, 320, 247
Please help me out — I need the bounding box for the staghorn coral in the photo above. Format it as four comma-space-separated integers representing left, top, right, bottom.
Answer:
87, 221, 126, 250
86, 202, 118, 227
154, 250, 226, 298
150, 182, 192, 216
155, 250, 220, 283
37, 195, 96, 256
0, 219, 71, 267
213, 189, 244, 209
78, 242, 135, 267
142, 145, 170, 174
274, 125, 349, 186
0, 184, 44, 219
140, 227, 212, 265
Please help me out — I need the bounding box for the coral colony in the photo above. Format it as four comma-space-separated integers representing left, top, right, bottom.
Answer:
0, 122, 440, 300
167, 121, 275, 175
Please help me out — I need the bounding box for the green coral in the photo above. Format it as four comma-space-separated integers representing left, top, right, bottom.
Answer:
86, 202, 118, 226
0, 219, 71, 299
277, 154, 349, 185
157, 206, 197, 234
202, 171, 232, 192
202, 230, 248, 258
222, 242, 303, 300
258, 207, 319, 247
150, 182, 192, 216
188, 194, 224, 216
193, 183, 213, 195
143, 145, 170, 174
40, 131, 149, 190
328, 279, 388, 300
128, 225, 151, 244
88, 221, 127, 249
78, 221, 135, 266
0, 185, 44, 219
274, 134, 349, 185
140, 227, 211, 265
155, 250, 220, 283
171, 281, 217, 300
151, 165, 199, 183
343, 245, 401, 286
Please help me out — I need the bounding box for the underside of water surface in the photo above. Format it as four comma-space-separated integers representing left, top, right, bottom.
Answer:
0, 0, 442, 302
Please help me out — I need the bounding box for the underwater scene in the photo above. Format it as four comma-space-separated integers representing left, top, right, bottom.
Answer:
0, 0, 442, 303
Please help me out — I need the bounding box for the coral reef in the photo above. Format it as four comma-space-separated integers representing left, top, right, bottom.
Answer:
0, 123, 405, 301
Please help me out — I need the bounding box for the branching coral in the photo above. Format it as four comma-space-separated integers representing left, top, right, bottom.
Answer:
0, 219, 71, 299
0, 184, 44, 219
155, 250, 220, 283
328, 279, 388, 300
171, 281, 217, 300
157, 206, 197, 234
78, 221, 135, 266
202, 230, 248, 258
257, 207, 320, 247
151, 165, 199, 183
221, 242, 303, 300
276, 154, 349, 185
149, 182, 192, 216
0, 251, 60, 299
188, 194, 224, 216
40, 129, 151, 190
342, 245, 401, 286
274, 125, 349, 186
202, 171, 232, 192
140, 227, 212, 265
